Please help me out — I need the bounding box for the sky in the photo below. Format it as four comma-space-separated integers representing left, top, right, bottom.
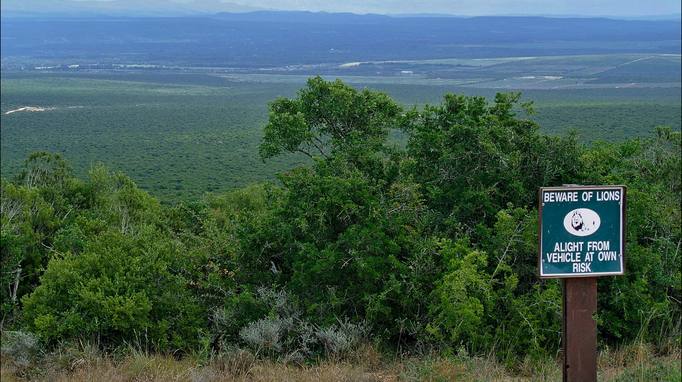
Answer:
212, 0, 681, 17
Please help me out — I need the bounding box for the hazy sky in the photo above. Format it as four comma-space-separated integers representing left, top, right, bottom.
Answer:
215, 0, 681, 16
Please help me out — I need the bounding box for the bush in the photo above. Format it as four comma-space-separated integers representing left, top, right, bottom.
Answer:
1, 330, 41, 367
233, 287, 315, 360
21, 226, 205, 351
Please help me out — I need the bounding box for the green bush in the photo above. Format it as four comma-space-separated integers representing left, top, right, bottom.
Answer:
22, 223, 205, 351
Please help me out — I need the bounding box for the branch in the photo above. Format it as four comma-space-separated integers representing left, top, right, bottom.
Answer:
489, 221, 524, 282
294, 148, 314, 159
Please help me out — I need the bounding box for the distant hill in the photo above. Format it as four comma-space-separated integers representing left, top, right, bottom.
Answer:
1, 12, 679, 69
2, 0, 680, 20
0, 0, 260, 17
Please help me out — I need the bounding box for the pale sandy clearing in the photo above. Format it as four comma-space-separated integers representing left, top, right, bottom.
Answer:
339, 62, 362, 67
5, 106, 47, 115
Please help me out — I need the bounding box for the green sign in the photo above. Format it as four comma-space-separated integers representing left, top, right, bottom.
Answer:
539, 186, 626, 278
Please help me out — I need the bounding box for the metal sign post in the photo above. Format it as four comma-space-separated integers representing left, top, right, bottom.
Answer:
539, 185, 626, 382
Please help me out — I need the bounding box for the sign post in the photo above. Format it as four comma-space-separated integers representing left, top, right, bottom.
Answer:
539, 185, 626, 382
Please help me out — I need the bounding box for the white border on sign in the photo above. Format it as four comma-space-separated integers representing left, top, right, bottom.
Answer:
538, 185, 626, 278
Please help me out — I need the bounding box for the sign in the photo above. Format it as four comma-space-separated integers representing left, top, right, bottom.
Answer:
539, 185, 626, 278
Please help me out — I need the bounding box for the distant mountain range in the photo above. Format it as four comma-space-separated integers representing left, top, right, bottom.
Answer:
2, 10, 680, 69
1, 0, 261, 17
2, 0, 680, 20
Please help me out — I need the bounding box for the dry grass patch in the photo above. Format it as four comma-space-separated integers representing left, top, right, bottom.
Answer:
245, 360, 379, 382
598, 343, 681, 382
2, 339, 679, 382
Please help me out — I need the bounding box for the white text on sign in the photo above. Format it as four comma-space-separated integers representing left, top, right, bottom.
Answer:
544, 190, 621, 203
545, 240, 618, 273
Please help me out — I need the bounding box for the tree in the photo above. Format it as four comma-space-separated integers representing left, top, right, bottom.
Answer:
402, 92, 583, 234
250, 77, 435, 337
1, 153, 87, 328
259, 75, 402, 161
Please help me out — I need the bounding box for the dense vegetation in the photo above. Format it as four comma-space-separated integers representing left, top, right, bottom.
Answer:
2, 70, 680, 202
0, 74, 308, 201
2, 78, 679, 366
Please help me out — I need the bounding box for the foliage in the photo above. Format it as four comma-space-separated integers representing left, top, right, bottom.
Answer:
259, 75, 402, 160
0, 74, 309, 202
402, 91, 583, 233
426, 212, 563, 360
427, 238, 490, 344
16, 166, 205, 350
254, 81, 433, 336
22, 227, 204, 351
2, 72, 679, 203
1, 152, 88, 327
581, 127, 682, 346
1, 330, 41, 367
2, 77, 679, 365
534, 102, 681, 145
252, 78, 679, 360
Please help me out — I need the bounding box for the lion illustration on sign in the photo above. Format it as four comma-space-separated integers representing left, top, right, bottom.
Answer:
571, 211, 586, 232
563, 208, 600, 237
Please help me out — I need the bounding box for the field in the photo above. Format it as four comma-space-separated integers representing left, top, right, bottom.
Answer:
1, 53, 680, 201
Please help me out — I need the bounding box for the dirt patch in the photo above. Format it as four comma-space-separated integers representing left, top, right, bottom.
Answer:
4, 106, 82, 115
4, 106, 48, 115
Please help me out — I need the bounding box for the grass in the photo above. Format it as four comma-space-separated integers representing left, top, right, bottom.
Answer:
2, 340, 679, 382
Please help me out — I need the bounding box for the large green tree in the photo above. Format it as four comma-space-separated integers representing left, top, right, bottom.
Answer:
259, 75, 403, 162
251, 76, 435, 337
402, 92, 584, 235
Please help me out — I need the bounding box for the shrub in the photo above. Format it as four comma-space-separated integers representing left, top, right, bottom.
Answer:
315, 318, 367, 359
21, 226, 205, 351
1, 330, 41, 367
